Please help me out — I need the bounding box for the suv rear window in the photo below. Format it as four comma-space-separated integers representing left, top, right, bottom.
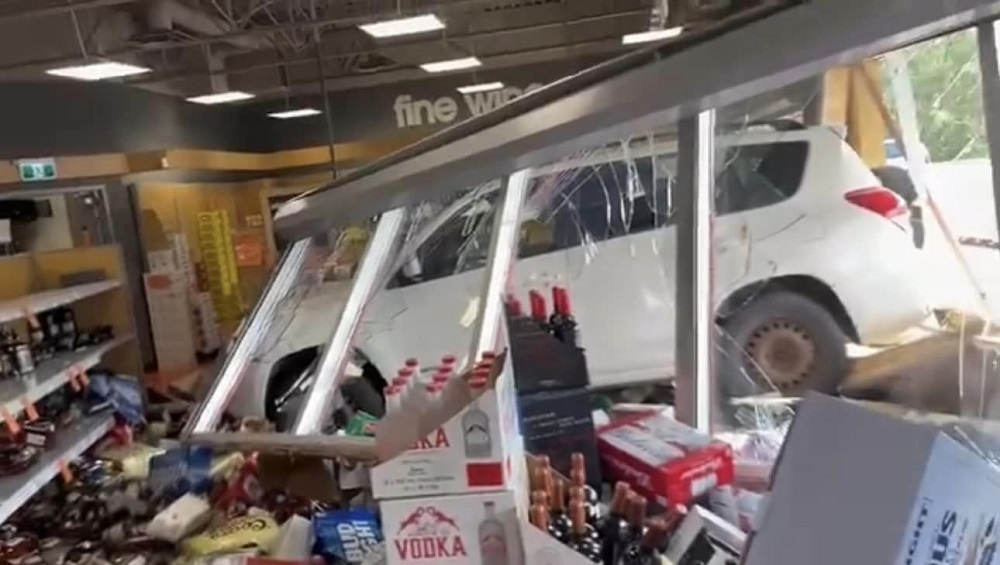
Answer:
715, 141, 809, 216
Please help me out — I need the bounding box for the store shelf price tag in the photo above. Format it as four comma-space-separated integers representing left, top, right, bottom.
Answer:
1, 407, 20, 435
58, 459, 73, 483
68, 370, 82, 392
20, 397, 38, 422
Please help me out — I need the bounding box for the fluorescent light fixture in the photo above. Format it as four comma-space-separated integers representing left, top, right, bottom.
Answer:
186, 91, 255, 104
46, 61, 150, 81
621, 26, 684, 45
268, 108, 322, 119
457, 81, 504, 94
420, 56, 481, 73
359, 14, 444, 38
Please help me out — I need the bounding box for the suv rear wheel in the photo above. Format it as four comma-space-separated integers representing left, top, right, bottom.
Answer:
718, 291, 849, 400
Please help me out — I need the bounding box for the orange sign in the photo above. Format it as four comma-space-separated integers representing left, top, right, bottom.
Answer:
233, 232, 265, 268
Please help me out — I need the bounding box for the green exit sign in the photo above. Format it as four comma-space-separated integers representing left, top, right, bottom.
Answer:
17, 158, 57, 182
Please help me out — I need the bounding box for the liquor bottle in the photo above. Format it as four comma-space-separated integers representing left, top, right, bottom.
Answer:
599, 482, 632, 565
479, 501, 509, 565
530, 502, 550, 532
44, 311, 61, 347
505, 294, 524, 317
552, 287, 579, 346
60, 308, 77, 350
620, 518, 669, 565
571, 453, 600, 523
625, 493, 648, 545
548, 478, 572, 543
13, 331, 34, 374
657, 504, 688, 554
528, 290, 549, 331
531, 455, 551, 491
462, 383, 492, 458
567, 500, 601, 563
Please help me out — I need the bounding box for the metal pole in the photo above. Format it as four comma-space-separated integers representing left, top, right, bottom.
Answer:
468, 170, 530, 362
978, 22, 1000, 254
674, 110, 716, 433
183, 238, 312, 437
292, 208, 408, 434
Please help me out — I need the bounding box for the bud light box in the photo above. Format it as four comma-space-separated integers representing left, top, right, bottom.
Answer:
372, 358, 525, 499
743, 394, 1000, 565
380, 490, 526, 565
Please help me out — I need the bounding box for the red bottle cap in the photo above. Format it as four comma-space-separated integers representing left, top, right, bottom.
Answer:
481, 351, 497, 360
397, 367, 414, 378
405, 358, 419, 368
528, 290, 547, 321
506, 294, 523, 316
441, 354, 457, 365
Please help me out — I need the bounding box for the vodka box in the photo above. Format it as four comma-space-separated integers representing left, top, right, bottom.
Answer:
371, 360, 524, 499
381, 490, 527, 565
743, 394, 1000, 565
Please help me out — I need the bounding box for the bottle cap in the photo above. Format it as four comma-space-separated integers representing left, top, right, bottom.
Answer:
481, 350, 497, 360
397, 367, 414, 378
405, 358, 419, 368
441, 354, 456, 365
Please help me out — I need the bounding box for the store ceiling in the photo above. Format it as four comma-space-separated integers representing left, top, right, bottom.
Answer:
0, 0, 762, 100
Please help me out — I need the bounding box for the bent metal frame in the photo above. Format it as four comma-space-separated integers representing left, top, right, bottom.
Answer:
182, 0, 1000, 455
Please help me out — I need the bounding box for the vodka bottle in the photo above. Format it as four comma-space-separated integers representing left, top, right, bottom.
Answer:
530, 503, 550, 532
479, 501, 509, 565
552, 286, 579, 346
625, 494, 648, 545
505, 294, 524, 317
529, 290, 549, 330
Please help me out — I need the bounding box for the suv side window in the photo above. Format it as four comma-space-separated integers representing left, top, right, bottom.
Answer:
393, 193, 499, 288
715, 141, 809, 216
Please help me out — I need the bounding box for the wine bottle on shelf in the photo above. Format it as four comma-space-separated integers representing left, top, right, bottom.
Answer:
528, 290, 550, 331
530, 503, 550, 532
625, 494, 648, 545
548, 478, 572, 543
619, 518, 669, 565
568, 500, 602, 563
531, 455, 551, 491
551, 286, 579, 346
571, 453, 601, 524
598, 482, 632, 565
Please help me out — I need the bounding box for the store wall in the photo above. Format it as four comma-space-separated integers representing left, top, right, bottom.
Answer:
0, 81, 270, 159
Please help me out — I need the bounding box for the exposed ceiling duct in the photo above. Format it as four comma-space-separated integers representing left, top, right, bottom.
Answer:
145, 0, 269, 51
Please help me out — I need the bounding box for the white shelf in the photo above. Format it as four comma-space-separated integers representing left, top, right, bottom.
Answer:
0, 334, 134, 419
0, 413, 113, 524
0, 280, 121, 326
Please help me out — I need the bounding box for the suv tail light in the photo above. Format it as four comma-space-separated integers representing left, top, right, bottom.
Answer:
845, 187, 908, 219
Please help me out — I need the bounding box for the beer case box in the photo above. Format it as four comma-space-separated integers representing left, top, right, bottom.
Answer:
744, 394, 1000, 565
371, 361, 524, 499
596, 411, 734, 509
380, 490, 527, 565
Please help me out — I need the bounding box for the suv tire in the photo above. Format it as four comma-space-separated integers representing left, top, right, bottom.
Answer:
718, 291, 848, 401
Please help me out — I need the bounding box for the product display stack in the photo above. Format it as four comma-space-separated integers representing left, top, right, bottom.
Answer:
372, 350, 529, 565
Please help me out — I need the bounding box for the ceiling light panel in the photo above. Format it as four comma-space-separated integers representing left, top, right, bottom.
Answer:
268, 108, 322, 119
420, 57, 482, 73
359, 14, 444, 38
457, 82, 505, 94
46, 61, 151, 81
621, 27, 684, 45
187, 91, 256, 104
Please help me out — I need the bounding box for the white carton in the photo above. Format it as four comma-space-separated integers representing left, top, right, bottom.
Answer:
743, 393, 1000, 565
371, 362, 523, 499
381, 490, 527, 565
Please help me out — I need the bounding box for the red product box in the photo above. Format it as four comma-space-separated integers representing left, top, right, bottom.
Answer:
597, 412, 734, 508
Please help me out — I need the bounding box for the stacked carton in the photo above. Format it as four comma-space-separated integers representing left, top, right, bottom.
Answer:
192, 291, 221, 354
144, 270, 197, 374
374, 355, 530, 565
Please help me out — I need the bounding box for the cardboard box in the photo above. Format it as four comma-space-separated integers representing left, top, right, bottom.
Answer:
518, 388, 601, 490
597, 412, 734, 509
371, 361, 524, 499
744, 393, 1000, 565
380, 490, 527, 565
507, 314, 589, 394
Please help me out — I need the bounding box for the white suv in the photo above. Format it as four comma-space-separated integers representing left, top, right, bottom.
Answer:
231, 124, 931, 419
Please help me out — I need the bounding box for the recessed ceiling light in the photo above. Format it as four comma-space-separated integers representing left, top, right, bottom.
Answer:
268, 108, 322, 119
621, 27, 684, 45
187, 91, 256, 104
420, 56, 482, 73
46, 61, 151, 81
457, 82, 504, 94
359, 14, 444, 38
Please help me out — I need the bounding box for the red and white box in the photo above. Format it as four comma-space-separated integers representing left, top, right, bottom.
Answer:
597, 412, 734, 508
372, 363, 525, 499
380, 490, 527, 565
